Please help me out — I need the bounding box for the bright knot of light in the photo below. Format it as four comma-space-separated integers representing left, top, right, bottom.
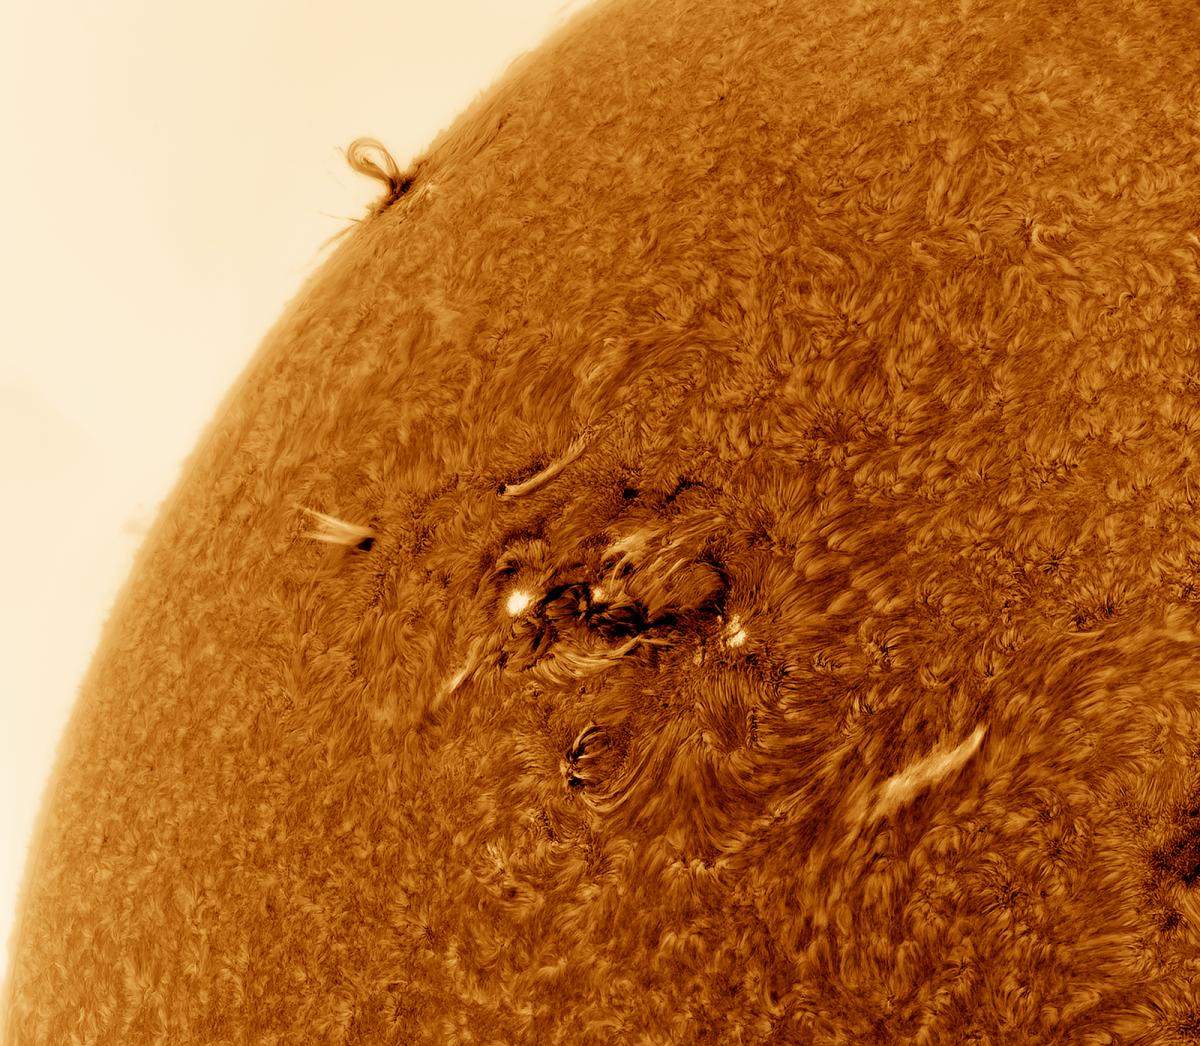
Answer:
725, 614, 747, 647
506, 589, 534, 615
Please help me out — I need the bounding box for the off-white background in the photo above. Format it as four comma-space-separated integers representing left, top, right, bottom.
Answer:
0, 0, 595, 992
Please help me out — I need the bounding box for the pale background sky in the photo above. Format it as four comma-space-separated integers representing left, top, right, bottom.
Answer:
0, 0, 595, 991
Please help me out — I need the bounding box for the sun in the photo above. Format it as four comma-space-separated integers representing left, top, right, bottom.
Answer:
505, 588, 534, 615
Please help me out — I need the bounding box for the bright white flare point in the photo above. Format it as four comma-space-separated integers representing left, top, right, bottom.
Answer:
506, 589, 534, 615
725, 614, 747, 647
592, 586, 605, 602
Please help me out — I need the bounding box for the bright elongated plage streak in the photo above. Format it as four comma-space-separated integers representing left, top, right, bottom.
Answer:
875, 723, 988, 817
8, 0, 1200, 1041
